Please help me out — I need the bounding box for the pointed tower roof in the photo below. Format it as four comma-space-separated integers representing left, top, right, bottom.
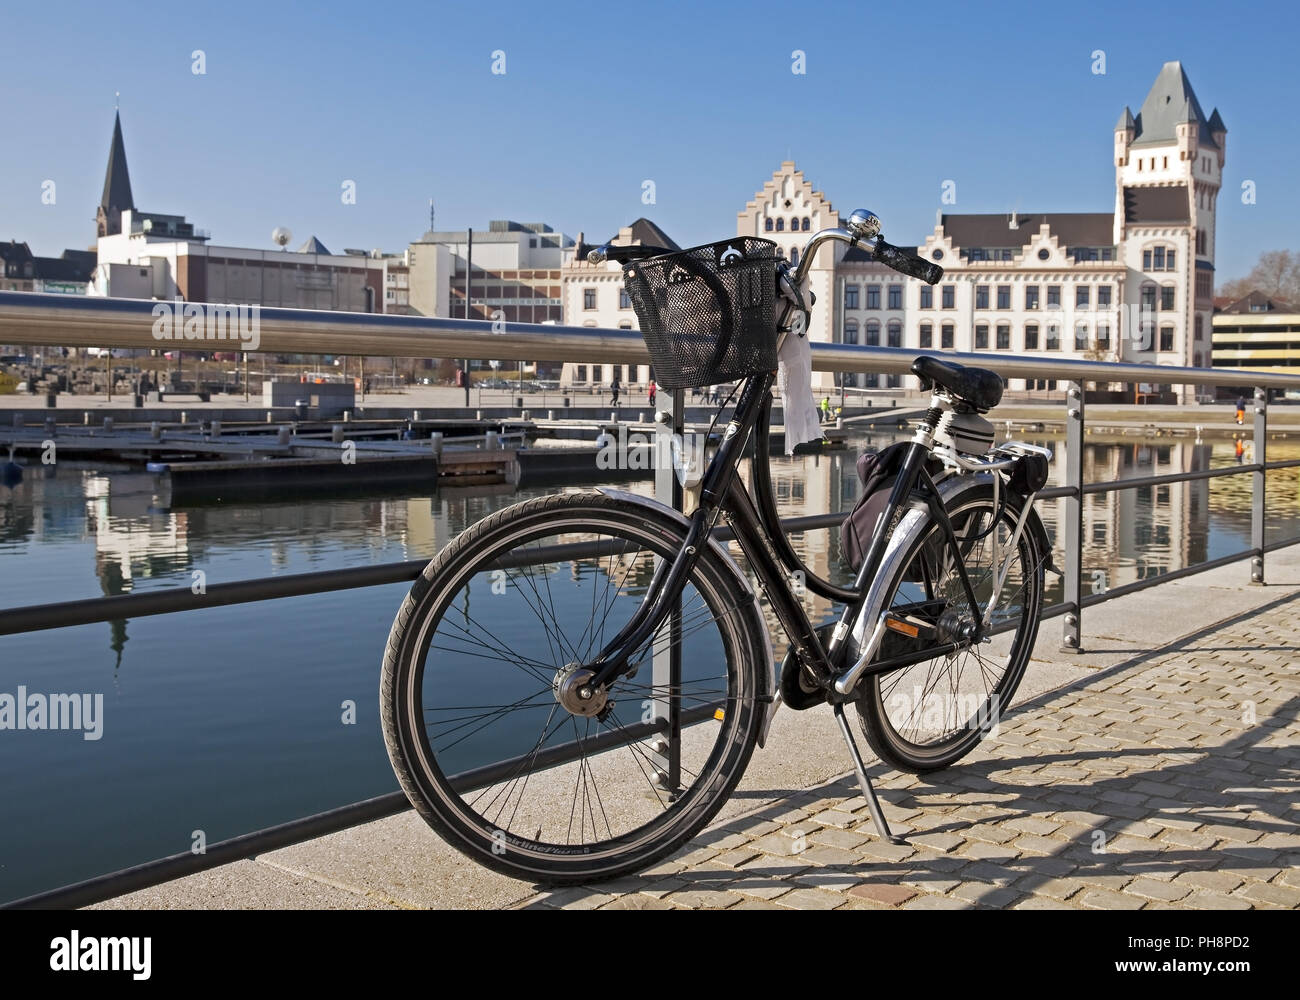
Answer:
1116, 106, 1135, 131
100, 111, 135, 218
1208, 107, 1226, 133
1132, 61, 1217, 149
297, 235, 331, 255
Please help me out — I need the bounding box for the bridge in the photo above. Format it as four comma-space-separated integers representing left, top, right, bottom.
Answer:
1, 291, 1297, 909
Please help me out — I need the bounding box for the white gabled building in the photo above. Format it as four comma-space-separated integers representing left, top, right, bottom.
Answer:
562, 62, 1225, 404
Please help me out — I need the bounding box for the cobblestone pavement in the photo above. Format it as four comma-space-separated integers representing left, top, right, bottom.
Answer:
520, 598, 1300, 910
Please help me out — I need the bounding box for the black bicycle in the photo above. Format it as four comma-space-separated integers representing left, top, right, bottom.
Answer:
380, 209, 1054, 884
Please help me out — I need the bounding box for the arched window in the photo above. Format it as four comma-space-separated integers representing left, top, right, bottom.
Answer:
789, 218, 798, 232
887, 320, 902, 348
775, 218, 785, 232
764, 218, 774, 232
802, 217, 811, 231
789, 247, 799, 267
1074, 320, 1089, 351
844, 319, 859, 345
866, 320, 881, 347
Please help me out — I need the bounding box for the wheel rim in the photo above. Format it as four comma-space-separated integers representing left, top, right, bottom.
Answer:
398, 506, 757, 867
870, 496, 1042, 754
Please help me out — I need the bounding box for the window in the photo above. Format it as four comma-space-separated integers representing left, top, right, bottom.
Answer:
618, 320, 632, 329
1167, 250, 1176, 270
1076, 286, 1090, 308
789, 248, 799, 267
583, 288, 597, 310
941, 285, 955, 309
802, 218, 811, 232
1024, 323, 1039, 350
1194, 315, 1203, 341
865, 320, 880, 346
997, 285, 1011, 309
1047, 286, 1060, 308
764, 218, 773, 232
844, 284, 859, 310
996, 324, 1010, 350
1153, 247, 1165, 270
1138, 321, 1155, 350
576, 365, 587, 382
887, 320, 902, 348
1045, 323, 1060, 350
1159, 326, 1174, 352
919, 322, 933, 348
920, 286, 933, 309
1196, 229, 1207, 255
775, 218, 785, 232
1038, 248, 1051, 261
1098, 285, 1111, 306
975, 286, 989, 310
941, 323, 954, 349
887, 284, 902, 310
1097, 322, 1110, 349
619, 289, 630, 309
592, 365, 603, 382
843, 319, 859, 345
1141, 284, 1157, 313
866, 285, 881, 309
1143, 250, 1152, 270
789, 218, 798, 231
1025, 285, 1039, 310
1074, 321, 1089, 351
975, 323, 989, 349
1160, 286, 1175, 310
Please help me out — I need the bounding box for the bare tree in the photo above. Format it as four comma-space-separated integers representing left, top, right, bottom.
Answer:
1217, 249, 1300, 305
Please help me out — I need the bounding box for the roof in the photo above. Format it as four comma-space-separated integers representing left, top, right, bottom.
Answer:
0, 240, 33, 264
939, 212, 1114, 249
34, 255, 95, 282
1220, 290, 1298, 314
1122, 185, 1190, 225
1116, 106, 1136, 131
1131, 61, 1220, 149
297, 236, 331, 255
100, 112, 135, 215
611, 218, 679, 251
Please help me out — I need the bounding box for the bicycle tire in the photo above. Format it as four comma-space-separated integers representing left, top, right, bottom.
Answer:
380, 490, 769, 885
855, 482, 1044, 773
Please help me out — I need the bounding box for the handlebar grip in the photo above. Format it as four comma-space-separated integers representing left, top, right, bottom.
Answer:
873, 239, 944, 285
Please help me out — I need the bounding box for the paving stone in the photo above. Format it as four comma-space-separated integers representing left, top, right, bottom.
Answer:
1173, 870, 1245, 894
903, 895, 973, 910
848, 883, 917, 907
909, 832, 966, 854
1123, 877, 1193, 903
1183, 891, 1253, 910
1078, 888, 1146, 910
1236, 881, 1300, 908
775, 887, 845, 910
664, 888, 746, 909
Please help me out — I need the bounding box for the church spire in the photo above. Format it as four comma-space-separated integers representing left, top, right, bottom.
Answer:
97, 110, 135, 237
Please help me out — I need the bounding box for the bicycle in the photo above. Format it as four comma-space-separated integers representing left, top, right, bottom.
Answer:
380, 209, 1055, 884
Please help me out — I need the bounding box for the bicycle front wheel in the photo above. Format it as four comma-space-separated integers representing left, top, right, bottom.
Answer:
381, 490, 769, 885
855, 483, 1045, 773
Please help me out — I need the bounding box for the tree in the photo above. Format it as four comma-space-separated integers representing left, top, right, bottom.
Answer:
1217, 249, 1300, 305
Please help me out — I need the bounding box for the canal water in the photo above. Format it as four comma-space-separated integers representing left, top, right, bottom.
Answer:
1, 431, 1297, 902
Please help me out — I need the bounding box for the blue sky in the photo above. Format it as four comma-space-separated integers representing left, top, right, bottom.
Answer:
1, 0, 1295, 280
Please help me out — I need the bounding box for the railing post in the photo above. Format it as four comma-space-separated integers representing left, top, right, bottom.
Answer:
1252, 386, 1267, 585
1061, 381, 1085, 652
650, 387, 684, 794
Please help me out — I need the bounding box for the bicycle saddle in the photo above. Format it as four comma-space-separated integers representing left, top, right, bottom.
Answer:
911, 356, 1004, 412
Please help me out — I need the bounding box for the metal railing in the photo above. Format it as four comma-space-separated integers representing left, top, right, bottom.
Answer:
3, 291, 1300, 908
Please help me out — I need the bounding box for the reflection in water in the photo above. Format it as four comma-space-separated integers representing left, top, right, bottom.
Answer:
2, 437, 1300, 667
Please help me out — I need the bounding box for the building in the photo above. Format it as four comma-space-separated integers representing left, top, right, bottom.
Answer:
407, 219, 571, 374
1212, 291, 1300, 380
1, 241, 96, 293
561, 62, 1225, 403
558, 218, 677, 388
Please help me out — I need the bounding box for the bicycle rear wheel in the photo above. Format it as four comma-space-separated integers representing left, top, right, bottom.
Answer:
855, 483, 1045, 772
381, 490, 769, 885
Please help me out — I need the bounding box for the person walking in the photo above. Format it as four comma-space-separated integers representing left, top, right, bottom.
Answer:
610, 376, 621, 407
648, 379, 656, 407
1235, 396, 1246, 425
820, 396, 832, 422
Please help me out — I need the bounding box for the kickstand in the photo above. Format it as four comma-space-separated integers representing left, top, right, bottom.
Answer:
833, 703, 905, 845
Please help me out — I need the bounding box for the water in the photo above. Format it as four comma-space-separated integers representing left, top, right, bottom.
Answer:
1, 431, 1297, 901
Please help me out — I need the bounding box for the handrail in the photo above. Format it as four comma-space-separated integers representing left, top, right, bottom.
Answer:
4, 290, 1300, 389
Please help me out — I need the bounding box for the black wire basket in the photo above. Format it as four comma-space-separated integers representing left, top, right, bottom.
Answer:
621, 238, 781, 390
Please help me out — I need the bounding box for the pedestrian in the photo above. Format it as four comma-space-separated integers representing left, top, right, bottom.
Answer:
648, 379, 656, 407
1235, 396, 1246, 425
1235, 437, 1245, 464
820, 396, 832, 422
611, 376, 621, 407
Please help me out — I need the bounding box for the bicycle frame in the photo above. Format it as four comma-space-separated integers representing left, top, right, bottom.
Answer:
582, 371, 986, 703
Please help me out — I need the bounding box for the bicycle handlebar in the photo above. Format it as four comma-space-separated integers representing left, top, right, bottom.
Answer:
872, 238, 944, 285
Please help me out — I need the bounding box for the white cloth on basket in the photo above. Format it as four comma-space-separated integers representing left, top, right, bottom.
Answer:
776, 332, 823, 455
